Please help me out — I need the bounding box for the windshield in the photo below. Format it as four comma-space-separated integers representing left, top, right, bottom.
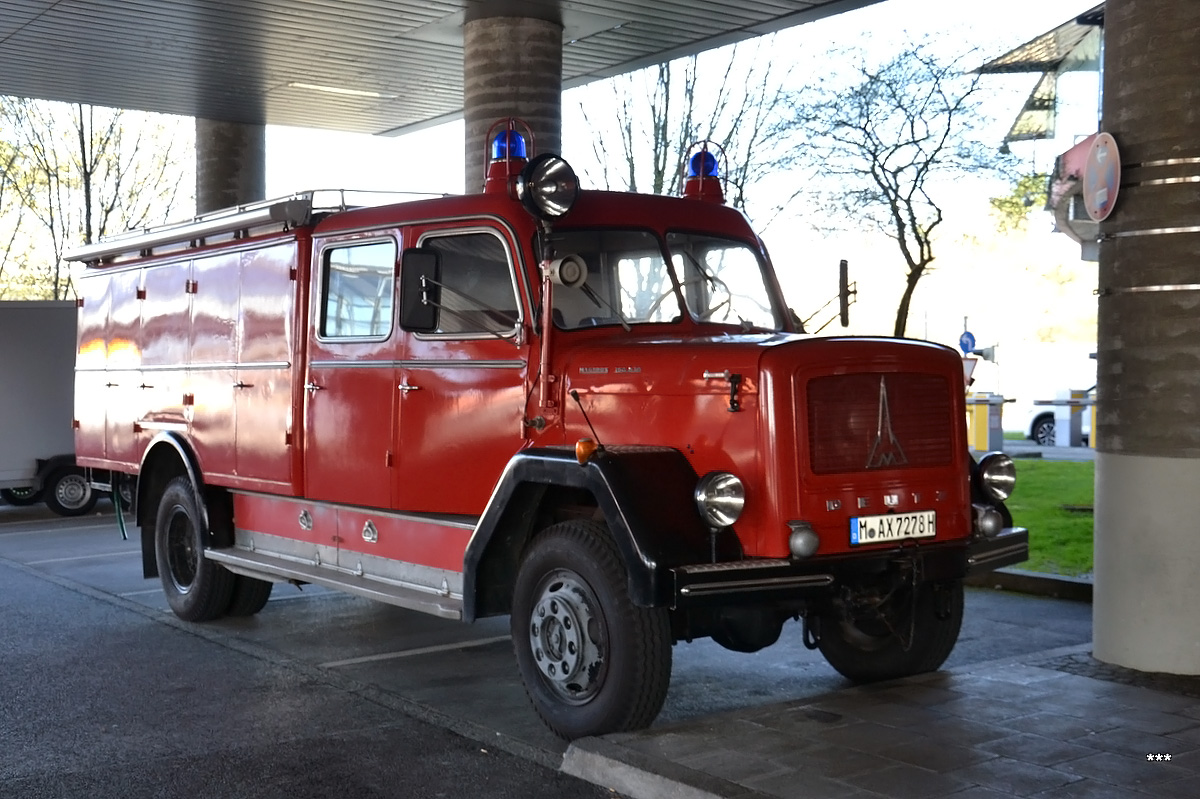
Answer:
548, 229, 681, 329
548, 228, 781, 331
666, 232, 781, 330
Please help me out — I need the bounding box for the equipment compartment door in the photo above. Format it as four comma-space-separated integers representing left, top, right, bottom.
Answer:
303, 236, 400, 509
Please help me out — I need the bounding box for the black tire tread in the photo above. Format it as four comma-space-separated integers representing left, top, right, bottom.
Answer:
226, 575, 273, 617
512, 519, 672, 739
818, 579, 963, 683
155, 476, 235, 622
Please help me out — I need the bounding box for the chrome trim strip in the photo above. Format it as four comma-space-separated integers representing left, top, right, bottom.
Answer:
76, 361, 291, 373
231, 490, 479, 529
308, 359, 526, 370
137, 420, 187, 432
401, 359, 526, 370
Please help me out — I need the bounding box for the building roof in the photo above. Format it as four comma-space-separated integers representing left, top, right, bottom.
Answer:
0, 0, 880, 136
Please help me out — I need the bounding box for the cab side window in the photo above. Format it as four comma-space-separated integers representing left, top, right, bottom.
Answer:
320, 240, 396, 339
422, 232, 519, 335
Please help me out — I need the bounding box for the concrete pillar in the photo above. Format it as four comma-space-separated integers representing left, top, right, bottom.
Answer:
463, 15, 562, 194
1093, 0, 1200, 674
195, 119, 266, 213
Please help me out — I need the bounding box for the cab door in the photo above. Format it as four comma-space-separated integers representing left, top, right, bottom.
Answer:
395, 224, 531, 514
303, 235, 399, 508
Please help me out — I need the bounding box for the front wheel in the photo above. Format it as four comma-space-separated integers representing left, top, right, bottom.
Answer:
44, 467, 98, 517
817, 579, 963, 684
153, 476, 235, 622
511, 520, 672, 740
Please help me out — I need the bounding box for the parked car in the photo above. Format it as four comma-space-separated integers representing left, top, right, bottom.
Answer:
1026, 387, 1094, 446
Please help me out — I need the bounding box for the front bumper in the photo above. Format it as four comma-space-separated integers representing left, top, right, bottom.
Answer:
669, 527, 1029, 609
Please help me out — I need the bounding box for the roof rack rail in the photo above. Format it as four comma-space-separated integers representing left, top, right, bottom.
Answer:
63, 188, 448, 265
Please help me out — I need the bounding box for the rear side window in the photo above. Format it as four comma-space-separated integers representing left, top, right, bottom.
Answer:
421, 232, 519, 335
320, 240, 397, 339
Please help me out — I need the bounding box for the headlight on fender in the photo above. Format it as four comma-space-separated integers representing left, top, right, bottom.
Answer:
694, 472, 745, 527
978, 452, 1016, 501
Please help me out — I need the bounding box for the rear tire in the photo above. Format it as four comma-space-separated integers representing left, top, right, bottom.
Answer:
818, 580, 963, 683
44, 467, 98, 517
226, 575, 273, 617
154, 476, 235, 622
1, 487, 43, 506
511, 520, 672, 739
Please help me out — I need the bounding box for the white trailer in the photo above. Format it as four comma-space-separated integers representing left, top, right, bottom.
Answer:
0, 300, 98, 515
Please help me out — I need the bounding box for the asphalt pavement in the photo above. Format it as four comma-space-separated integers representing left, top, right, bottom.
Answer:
7, 471, 1198, 799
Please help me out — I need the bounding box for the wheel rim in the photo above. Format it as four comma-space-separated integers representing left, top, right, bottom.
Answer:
8, 487, 37, 500
55, 474, 91, 510
527, 569, 606, 705
1035, 420, 1055, 446
164, 506, 198, 594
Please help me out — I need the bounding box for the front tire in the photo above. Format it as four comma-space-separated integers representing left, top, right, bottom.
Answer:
511, 520, 672, 740
44, 467, 98, 517
817, 579, 963, 683
154, 476, 235, 622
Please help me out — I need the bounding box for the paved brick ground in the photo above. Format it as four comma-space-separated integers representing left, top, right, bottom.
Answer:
565, 645, 1200, 798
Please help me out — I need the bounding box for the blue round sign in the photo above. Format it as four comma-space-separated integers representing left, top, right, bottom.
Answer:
959, 331, 976, 354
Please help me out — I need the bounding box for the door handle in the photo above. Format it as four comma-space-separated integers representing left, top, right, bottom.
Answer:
398, 383, 421, 393
304, 382, 323, 392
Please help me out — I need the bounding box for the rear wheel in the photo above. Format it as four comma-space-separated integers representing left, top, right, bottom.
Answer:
154, 476, 235, 622
511, 520, 672, 739
226, 575, 273, 617
817, 579, 963, 683
1, 487, 43, 506
44, 467, 98, 517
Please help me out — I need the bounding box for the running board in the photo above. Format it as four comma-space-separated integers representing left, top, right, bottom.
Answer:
206, 547, 463, 620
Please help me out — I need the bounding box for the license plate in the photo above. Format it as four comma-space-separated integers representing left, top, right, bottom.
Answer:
850, 510, 936, 546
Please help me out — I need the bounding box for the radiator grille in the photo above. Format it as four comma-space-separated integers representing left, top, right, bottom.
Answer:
807, 372, 954, 474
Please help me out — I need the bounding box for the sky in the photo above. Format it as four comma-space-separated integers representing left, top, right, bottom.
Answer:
263, 0, 1104, 427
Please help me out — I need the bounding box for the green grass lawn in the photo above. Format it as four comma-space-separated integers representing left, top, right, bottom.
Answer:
1006, 459, 1094, 576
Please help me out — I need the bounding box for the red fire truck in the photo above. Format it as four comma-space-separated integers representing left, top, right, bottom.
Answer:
66, 122, 1027, 739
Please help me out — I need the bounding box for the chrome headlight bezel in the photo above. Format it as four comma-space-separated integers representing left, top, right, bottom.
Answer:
693, 472, 745, 528
977, 452, 1017, 502
515, 153, 579, 220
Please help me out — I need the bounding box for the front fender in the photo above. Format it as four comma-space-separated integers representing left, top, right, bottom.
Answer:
462, 446, 713, 620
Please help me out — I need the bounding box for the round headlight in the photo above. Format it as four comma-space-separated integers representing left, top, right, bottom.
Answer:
516, 153, 579, 220
694, 472, 745, 528
978, 452, 1016, 501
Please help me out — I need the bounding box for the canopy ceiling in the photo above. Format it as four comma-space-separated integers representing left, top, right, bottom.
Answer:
0, 0, 881, 136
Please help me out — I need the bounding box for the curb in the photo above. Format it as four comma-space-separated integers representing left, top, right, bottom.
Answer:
965, 567, 1092, 602
562, 736, 766, 799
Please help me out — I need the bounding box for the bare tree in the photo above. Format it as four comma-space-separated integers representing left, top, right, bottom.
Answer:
776, 42, 1011, 337
572, 39, 790, 214
0, 97, 191, 299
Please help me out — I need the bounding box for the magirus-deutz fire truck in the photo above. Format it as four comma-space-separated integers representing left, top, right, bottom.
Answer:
66, 121, 1027, 739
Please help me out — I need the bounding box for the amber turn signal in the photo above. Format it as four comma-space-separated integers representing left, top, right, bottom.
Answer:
575, 438, 598, 464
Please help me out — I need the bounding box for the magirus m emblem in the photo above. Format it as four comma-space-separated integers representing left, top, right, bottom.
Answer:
866, 376, 907, 469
